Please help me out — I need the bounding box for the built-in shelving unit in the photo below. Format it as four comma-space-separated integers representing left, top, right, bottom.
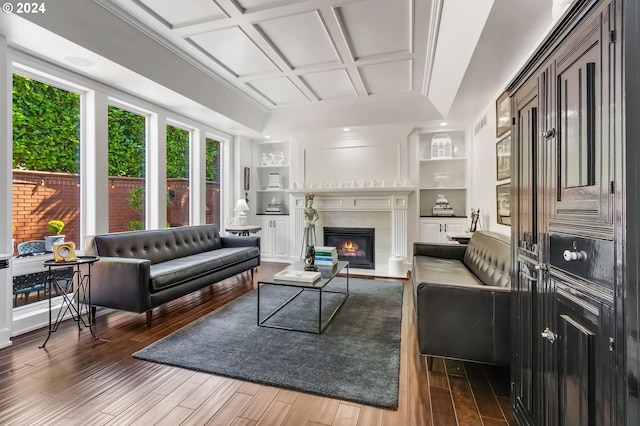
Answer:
253, 140, 292, 216
418, 130, 468, 218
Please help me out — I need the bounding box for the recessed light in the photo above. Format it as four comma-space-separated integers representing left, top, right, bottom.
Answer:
440, 122, 448, 126
264, 135, 271, 139
63, 56, 93, 67
343, 128, 350, 132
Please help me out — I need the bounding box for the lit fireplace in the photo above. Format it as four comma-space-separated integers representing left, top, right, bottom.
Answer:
324, 227, 375, 269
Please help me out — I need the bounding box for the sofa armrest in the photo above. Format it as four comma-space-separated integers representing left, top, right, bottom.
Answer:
221, 236, 260, 251
413, 242, 467, 260
414, 281, 511, 365
90, 257, 152, 313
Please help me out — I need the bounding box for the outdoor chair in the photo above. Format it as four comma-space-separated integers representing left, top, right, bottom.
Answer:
16, 240, 48, 257
12, 273, 45, 306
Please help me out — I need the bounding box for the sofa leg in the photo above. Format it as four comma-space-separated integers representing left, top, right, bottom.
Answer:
426, 356, 434, 371
91, 306, 97, 320
146, 310, 153, 328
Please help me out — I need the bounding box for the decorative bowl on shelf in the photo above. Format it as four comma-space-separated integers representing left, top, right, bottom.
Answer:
432, 172, 450, 188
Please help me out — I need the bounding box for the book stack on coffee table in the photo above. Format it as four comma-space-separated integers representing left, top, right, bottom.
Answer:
314, 246, 338, 266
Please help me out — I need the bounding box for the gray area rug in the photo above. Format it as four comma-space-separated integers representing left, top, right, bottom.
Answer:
133, 277, 404, 409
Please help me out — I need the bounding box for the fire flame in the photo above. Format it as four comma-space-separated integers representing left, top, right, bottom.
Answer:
342, 241, 358, 251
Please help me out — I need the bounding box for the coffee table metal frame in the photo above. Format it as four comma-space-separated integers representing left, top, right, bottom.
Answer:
257, 260, 349, 334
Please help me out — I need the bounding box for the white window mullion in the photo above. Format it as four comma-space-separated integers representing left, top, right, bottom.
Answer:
148, 113, 166, 230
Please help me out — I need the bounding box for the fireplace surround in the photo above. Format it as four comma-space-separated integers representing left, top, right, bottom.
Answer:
324, 227, 375, 269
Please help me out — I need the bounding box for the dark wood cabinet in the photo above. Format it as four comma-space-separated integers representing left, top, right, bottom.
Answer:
508, 0, 630, 424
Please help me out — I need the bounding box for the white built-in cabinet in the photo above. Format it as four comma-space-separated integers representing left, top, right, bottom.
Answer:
415, 130, 469, 244
258, 216, 289, 259
419, 217, 468, 243
252, 139, 294, 261
418, 130, 468, 216
253, 140, 292, 215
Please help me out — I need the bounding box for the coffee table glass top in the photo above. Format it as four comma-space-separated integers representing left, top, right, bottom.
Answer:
261, 260, 349, 288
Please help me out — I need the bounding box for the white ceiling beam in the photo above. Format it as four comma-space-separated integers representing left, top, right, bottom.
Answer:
425, 0, 494, 118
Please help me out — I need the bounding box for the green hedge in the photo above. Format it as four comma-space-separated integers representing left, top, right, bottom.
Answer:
13, 74, 219, 181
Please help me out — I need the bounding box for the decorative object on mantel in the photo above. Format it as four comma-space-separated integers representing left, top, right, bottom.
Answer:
297, 178, 413, 190
261, 152, 288, 166
432, 172, 450, 188
432, 194, 455, 216
267, 172, 283, 189
301, 193, 319, 258
430, 133, 453, 159
233, 198, 250, 226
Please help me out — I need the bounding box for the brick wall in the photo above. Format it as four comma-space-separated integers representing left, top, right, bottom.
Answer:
12, 171, 221, 255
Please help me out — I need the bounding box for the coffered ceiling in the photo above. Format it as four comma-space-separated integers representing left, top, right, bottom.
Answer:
103, 0, 427, 109
0, 0, 554, 136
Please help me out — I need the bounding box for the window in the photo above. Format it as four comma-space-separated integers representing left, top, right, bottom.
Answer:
166, 124, 190, 227
206, 137, 221, 226
12, 73, 81, 306
107, 105, 147, 232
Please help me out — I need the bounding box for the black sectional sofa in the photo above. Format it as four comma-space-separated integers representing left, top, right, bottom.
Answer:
84, 224, 260, 326
412, 230, 511, 367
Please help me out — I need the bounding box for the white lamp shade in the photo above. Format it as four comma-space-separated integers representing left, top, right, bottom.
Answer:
234, 199, 250, 213
234, 199, 250, 225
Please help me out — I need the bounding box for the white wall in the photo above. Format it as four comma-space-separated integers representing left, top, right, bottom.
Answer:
292, 124, 414, 186
469, 97, 510, 237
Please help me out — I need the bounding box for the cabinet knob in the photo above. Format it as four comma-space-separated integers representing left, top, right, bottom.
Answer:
541, 327, 556, 343
534, 263, 548, 271
563, 249, 587, 262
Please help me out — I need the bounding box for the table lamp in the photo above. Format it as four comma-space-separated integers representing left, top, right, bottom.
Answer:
234, 198, 250, 225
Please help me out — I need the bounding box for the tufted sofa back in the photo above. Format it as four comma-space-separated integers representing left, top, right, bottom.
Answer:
85, 225, 223, 264
463, 231, 511, 287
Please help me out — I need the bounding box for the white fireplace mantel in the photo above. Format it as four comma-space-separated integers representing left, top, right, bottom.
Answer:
290, 190, 411, 262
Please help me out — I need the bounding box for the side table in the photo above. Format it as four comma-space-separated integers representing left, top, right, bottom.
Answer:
40, 255, 103, 348
225, 225, 262, 236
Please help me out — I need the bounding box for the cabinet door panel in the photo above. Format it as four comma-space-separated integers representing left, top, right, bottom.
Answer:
558, 313, 595, 426
442, 218, 466, 235
419, 220, 441, 243
273, 218, 289, 257
257, 218, 273, 257
554, 10, 612, 224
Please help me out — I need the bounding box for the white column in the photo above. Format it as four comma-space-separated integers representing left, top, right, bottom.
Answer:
82, 90, 109, 239
148, 113, 167, 229
191, 128, 206, 225
0, 36, 13, 348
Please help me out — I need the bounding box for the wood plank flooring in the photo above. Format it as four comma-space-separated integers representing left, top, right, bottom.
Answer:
0, 262, 515, 425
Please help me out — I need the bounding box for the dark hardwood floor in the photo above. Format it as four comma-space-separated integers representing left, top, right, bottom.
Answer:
0, 262, 515, 425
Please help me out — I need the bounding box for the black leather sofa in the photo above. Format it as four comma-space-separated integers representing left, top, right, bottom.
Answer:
84, 224, 260, 326
412, 230, 511, 367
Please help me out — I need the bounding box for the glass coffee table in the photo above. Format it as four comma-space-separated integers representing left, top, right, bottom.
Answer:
257, 260, 349, 334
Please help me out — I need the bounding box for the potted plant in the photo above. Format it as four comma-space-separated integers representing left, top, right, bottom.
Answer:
45, 220, 65, 251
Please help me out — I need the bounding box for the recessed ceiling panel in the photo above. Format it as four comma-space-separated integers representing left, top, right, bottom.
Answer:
338, 0, 412, 59
249, 77, 309, 105
257, 11, 341, 68
137, 0, 226, 28
301, 69, 357, 100
189, 27, 279, 77
234, 0, 301, 13
360, 60, 412, 95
